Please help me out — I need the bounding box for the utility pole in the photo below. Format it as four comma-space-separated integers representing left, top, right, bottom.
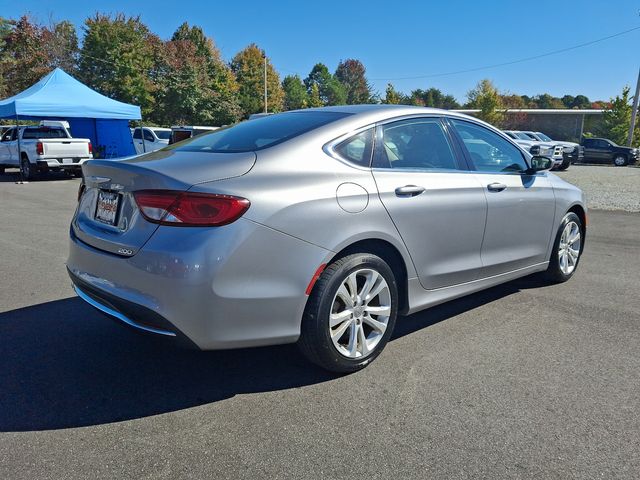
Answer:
628, 67, 640, 146
263, 51, 268, 113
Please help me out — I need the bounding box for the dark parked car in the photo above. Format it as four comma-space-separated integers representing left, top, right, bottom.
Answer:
580, 138, 639, 166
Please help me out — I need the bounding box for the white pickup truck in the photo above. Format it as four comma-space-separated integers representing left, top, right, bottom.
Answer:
0, 121, 93, 179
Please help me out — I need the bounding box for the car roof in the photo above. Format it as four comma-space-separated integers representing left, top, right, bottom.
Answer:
284, 104, 485, 130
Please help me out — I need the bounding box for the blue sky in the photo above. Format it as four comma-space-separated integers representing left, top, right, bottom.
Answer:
4, 0, 639, 102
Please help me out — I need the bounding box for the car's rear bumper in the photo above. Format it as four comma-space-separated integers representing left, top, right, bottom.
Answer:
69, 269, 199, 348
38, 158, 91, 169
67, 218, 331, 350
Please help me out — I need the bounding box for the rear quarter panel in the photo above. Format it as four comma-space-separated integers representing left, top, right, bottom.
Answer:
189, 136, 419, 280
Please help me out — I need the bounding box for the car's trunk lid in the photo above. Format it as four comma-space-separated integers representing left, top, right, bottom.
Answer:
72, 150, 256, 256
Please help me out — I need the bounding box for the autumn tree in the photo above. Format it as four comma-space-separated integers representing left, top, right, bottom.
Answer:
230, 43, 284, 116
46, 20, 78, 73
282, 74, 308, 110
78, 14, 162, 118
335, 59, 373, 104
466, 79, 504, 126
156, 23, 241, 125
0, 16, 53, 95
304, 63, 346, 106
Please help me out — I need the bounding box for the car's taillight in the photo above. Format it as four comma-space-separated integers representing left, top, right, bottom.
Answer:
36, 141, 43, 155
88, 142, 93, 154
133, 190, 250, 226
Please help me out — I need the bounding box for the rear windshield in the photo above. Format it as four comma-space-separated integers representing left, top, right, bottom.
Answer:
170, 111, 350, 153
22, 127, 68, 139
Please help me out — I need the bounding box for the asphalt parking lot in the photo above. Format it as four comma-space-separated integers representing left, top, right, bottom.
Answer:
1, 168, 639, 479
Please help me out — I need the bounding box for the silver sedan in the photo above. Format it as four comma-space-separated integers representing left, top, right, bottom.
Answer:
68, 105, 586, 372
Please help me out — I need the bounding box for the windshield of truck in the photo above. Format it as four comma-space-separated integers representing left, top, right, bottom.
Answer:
536, 132, 553, 142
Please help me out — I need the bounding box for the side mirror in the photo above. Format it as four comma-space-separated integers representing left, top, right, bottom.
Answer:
526, 155, 553, 174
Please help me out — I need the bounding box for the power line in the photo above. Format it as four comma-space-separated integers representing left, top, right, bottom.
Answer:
369, 25, 640, 81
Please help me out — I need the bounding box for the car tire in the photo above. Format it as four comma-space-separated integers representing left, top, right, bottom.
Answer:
613, 154, 627, 167
542, 212, 584, 284
20, 155, 37, 181
557, 158, 570, 171
298, 253, 398, 373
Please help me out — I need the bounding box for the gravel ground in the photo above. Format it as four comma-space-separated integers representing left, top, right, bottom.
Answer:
555, 165, 640, 212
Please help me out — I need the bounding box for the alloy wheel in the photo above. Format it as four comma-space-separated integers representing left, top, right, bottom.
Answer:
329, 268, 391, 359
558, 221, 581, 275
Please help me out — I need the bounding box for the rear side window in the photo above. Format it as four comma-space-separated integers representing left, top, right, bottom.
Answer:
373, 118, 459, 170
451, 119, 527, 173
333, 128, 374, 167
154, 130, 171, 140
171, 111, 350, 153
132, 128, 141, 139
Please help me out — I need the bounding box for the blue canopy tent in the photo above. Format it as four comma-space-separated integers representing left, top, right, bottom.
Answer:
0, 68, 141, 158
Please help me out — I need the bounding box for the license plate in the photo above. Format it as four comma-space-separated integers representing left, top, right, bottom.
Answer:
63, 158, 73, 164
95, 191, 120, 226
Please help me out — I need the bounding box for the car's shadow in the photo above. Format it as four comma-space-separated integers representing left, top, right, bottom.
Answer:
0, 169, 77, 182
0, 275, 549, 432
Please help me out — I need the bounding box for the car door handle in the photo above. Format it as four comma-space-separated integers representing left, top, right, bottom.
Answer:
395, 185, 425, 197
487, 182, 507, 192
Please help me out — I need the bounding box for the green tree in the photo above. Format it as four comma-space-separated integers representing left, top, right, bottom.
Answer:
0, 17, 14, 97
308, 83, 323, 107
334, 58, 373, 104
601, 86, 638, 146
532, 93, 565, 109
230, 43, 284, 116
383, 83, 405, 104
409, 87, 460, 109
561, 95, 575, 109
79, 14, 162, 118
156, 22, 241, 125
466, 79, 504, 126
304, 63, 346, 106
282, 74, 308, 110
572, 94, 591, 109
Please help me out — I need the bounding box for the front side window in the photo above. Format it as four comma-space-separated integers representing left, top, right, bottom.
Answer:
143, 129, 155, 142
333, 128, 374, 167
373, 118, 458, 170
451, 119, 528, 173
1, 129, 13, 142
